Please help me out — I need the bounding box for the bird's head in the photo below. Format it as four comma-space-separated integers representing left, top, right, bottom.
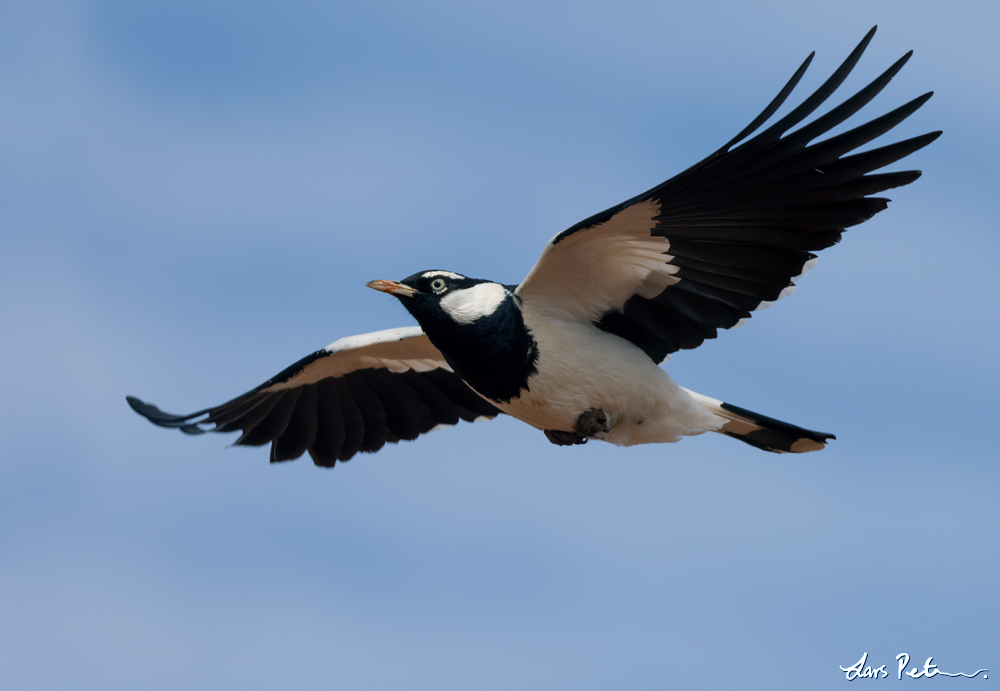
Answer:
366, 270, 512, 329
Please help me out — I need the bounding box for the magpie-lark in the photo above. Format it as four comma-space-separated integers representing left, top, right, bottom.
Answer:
128, 28, 939, 465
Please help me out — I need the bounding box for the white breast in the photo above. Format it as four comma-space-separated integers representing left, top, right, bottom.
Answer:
495, 304, 724, 445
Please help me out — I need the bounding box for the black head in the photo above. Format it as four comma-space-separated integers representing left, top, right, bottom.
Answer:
366, 270, 537, 402
366, 270, 511, 328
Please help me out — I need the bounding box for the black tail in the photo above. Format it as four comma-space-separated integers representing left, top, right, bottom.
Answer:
684, 389, 835, 453
716, 401, 835, 453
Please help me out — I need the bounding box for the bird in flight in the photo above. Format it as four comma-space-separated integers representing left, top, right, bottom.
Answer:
128, 27, 938, 467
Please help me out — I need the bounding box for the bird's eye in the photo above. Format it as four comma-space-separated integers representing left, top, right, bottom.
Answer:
430, 278, 447, 293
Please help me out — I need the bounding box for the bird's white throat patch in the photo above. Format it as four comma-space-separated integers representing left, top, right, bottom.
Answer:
439, 283, 509, 324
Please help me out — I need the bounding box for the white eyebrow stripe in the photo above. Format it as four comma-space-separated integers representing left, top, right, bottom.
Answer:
421, 270, 465, 280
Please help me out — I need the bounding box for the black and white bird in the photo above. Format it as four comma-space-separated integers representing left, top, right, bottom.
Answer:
128, 28, 938, 466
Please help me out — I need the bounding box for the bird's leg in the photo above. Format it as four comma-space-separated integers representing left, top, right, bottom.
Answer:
575, 408, 611, 437
542, 408, 611, 446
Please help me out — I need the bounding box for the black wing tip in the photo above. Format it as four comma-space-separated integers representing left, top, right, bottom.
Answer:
798, 50, 816, 75
127, 395, 210, 434
127, 395, 178, 422
884, 50, 914, 77
910, 91, 935, 109
898, 129, 942, 157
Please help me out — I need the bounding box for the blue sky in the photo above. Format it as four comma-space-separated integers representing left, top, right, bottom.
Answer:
1, 1, 997, 689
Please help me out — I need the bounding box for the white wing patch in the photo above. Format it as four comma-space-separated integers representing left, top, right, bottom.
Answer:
263, 326, 450, 392
439, 283, 509, 324
516, 198, 678, 321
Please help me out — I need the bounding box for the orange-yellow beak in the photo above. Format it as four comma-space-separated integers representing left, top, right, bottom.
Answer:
365, 279, 418, 297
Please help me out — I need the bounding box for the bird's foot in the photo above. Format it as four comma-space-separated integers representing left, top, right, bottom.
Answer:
544, 429, 587, 446
542, 409, 610, 446
576, 408, 610, 437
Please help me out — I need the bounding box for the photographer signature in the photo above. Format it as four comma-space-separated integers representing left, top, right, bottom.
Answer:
840, 652, 988, 680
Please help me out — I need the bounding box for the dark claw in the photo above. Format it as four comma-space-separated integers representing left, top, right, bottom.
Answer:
544, 429, 587, 446
543, 409, 610, 446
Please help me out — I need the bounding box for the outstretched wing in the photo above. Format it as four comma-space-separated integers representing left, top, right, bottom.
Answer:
516, 27, 940, 364
127, 326, 501, 467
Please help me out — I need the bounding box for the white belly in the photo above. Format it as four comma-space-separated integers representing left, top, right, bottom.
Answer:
493, 313, 724, 446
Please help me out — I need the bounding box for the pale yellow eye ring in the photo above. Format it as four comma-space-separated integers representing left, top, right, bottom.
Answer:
430, 278, 447, 293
